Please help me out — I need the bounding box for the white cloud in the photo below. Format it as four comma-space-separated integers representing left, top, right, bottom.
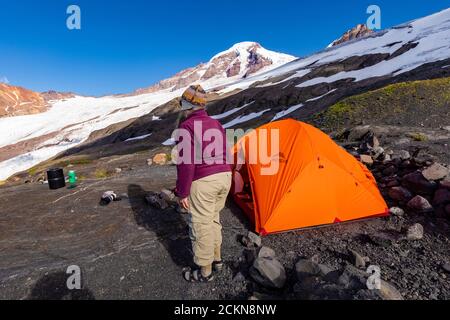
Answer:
0, 76, 9, 84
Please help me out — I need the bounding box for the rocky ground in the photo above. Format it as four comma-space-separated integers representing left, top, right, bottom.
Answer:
0, 126, 449, 300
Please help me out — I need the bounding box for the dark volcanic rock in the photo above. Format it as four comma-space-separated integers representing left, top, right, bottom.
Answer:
250, 255, 286, 289
402, 172, 437, 195
407, 196, 433, 213
388, 186, 413, 202
433, 188, 450, 207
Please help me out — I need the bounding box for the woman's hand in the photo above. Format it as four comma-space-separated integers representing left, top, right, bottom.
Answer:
179, 197, 190, 211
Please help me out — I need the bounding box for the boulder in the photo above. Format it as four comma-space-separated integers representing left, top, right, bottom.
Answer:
348, 126, 371, 141
360, 155, 374, 165
406, 223, 424, 240
388, 187, 413, 202
389, 207, 405, 217
422, 163, 449, 181
402, 172, 437, 195
295, 259, 322, 280
152, 153, 168, 165
440, 176, 450, 189
442, 263, 450, 273
241, 234, 263, 249
407, 196, 433, 213
145, 193, 169, 210
392, 150, 411, 161
433, 188, 450, 206
248, 232, 262, 248
160, 189, 176, 202
372, 146, 385, 160
258, 246, 276, 259
348, 249, 368, 268
383, 165, 397, 176
337, 264, 368, 290
386, 180, 399, 187
250, 256, 286, 289
379, 280, 404, 300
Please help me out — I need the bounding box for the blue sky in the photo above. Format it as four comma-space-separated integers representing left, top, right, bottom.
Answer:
0, 0, 448, 96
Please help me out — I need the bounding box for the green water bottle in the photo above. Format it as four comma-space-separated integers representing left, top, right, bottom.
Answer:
68, 170, 77, 189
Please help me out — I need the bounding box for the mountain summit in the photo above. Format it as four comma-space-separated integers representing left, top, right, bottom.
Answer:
0, 83, 48, 117
328, 24, 374, 47
134, 42, 296, 94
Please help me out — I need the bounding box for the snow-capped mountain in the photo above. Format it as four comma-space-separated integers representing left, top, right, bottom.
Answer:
0, 83, 49, 117
1, 8, 450, 182
133, 42, 296, 94
0, 42, 295, 180
214, 8, 450, 96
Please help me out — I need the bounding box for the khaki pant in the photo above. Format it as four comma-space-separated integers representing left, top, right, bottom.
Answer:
188, 172, 232, 267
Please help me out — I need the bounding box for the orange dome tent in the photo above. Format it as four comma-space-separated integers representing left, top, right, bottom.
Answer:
231, 119, 388, 235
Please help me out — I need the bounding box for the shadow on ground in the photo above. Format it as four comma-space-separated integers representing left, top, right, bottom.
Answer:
28, 271, 95, 300
128, 184, 193, 268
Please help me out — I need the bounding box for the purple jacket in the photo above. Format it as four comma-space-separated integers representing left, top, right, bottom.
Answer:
175, 109, 231, 198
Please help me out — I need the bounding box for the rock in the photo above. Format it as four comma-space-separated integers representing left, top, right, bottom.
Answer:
406, 223, 424, 240
337, 264, 368, 290
372, 146, 385, 160
318, 264, 334, 277
389, 207, 405, 217
348, 249, 367, 268
152, 153, 168, 165
383, 165, 397, 176
402, 172, 437, 195
440, 176, 450, 189
295, 259, 323, 280
407, 196, 433, 213
258, 246, 276, 259
392, 150, 411, 161
248, 232, 262, 248
422, 163, 450, 181
146, 159, 153, 166
433, 188, 450, 206
388, 186, 413, 202
360, 155, 374, 165
241, 234, 263, 249
160, 188, 176, 202
442, 263, 450, 273
250, 256, 286, 289
386, 179, 399, 187
348, 126, 371, 141
383, 154, 392, 163
379, 280, 404, 300
145, 192, 169, 210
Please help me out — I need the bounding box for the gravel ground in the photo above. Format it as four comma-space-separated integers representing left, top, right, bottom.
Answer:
0, 163, 449, 300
